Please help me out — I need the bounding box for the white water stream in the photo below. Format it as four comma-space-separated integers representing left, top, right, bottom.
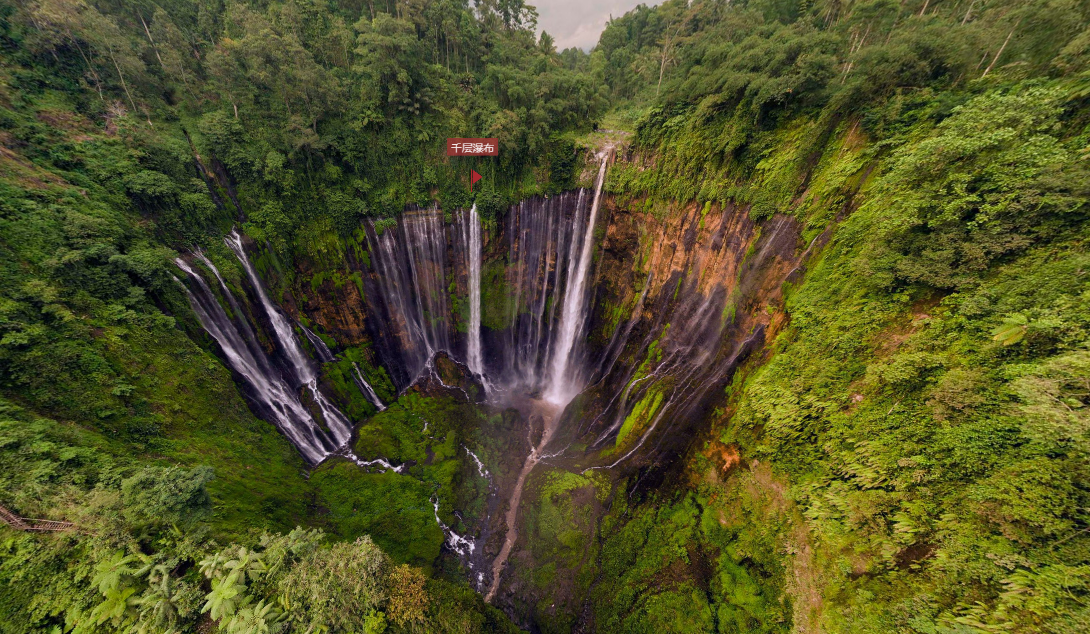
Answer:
174, 257, 342, 463
182, 150, 614, 600
484, 152, 611, 602
543, 154, 609, 405
351, 362, 386, 411
223, 231, 354, 447
464, 203, 485, 377
299, 323, 335, 363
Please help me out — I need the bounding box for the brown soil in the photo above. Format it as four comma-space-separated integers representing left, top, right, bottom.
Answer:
485, 398, 561, 602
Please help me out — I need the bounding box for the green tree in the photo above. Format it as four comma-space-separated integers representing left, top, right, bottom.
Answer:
121, 466, 215, 527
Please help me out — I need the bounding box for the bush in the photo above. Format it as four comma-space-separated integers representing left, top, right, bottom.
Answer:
121, 466, 215, 527
474, 185, 507, 222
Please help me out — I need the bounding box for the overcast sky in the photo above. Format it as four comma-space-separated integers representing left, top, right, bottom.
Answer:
533, 0, 653, 51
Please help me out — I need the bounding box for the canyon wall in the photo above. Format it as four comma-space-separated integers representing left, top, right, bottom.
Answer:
170, 118, 887, 629
256, 162, 826, 626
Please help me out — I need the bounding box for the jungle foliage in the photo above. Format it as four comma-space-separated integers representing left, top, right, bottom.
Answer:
7, 0, 606, 259
574, 1, 1090, 633
1, 0, 1089, 633
0, 393, 515, 634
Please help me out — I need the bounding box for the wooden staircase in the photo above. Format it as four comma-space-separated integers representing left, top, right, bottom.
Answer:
0, 504, 75, 532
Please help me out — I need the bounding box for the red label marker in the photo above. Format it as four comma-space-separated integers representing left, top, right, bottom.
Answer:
447, 138, 499, 156
470, 169, 482, 192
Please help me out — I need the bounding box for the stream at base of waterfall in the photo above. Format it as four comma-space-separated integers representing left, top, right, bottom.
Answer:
177, 151, 612, 601
175, 232, 477, 568
484, 153, 610, 600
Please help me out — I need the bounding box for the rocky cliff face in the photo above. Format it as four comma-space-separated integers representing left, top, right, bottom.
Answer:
270, 160, 823, 623
572, 196, 801, 467
293, 253, 374, 348
487, 196, 814, 627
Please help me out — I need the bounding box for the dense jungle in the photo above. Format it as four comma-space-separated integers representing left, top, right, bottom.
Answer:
1, 0, 1089, 632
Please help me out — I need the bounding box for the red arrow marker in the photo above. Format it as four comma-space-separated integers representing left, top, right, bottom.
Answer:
470, 169, 482, 192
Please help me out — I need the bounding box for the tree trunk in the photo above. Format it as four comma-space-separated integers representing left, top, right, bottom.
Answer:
70, 36, 104, 101
107, 47, 144, 124
140, 13, 194, 101
961, 0, 977, 25
982, 23, 1019, 78
657, 21, 684, 97
139, 14, 166, 72
657, 43, 668, 97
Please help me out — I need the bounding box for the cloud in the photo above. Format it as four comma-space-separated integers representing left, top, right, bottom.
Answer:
533, 0, 652, 51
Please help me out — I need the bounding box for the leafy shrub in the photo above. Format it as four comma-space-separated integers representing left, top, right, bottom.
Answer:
121, 466, 215, 527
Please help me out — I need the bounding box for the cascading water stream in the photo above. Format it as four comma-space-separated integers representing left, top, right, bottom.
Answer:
351, 362, 386, 411
543, 153, 609, 405
186, 237, 492, 572
463, 203, 484, 378
432, 498, 477, 560
485, 152, 611, 602
465, 446, 489, 478
580, 209, 798, 470
173, 259, 341, 463
223, 230, 354, 446
178, 244, 406, 472
300, 320, 385, 412
403, 210, 451, 358
225, 233, 308, 375
364, 210, 452, 385
364, 186, 605, 401
497, 191, 583, 391
300, 324, 335, 363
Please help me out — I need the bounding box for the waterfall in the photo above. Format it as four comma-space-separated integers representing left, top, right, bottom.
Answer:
174, 258, 343, 464
225, 232, 309, 373
360, 172, 610, 405
364, 210, 451, 385
465, 446, 489, 478
580, 207, 798, 466
299, 313, 385, 413
463, 204, 484, 377
351, 362, 386, 411
341, 449, 402, 472
543, 154, 609, 405
223, 230, 354, 447
432, 497, 476, 558
483, 155, 609, 601
300, 324, 335, 363
493, 190, 585, 392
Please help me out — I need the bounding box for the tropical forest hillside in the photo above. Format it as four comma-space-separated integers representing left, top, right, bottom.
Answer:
0, 1, 1088, 634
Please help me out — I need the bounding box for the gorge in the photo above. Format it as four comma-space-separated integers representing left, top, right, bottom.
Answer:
2, 2, 1088, 634
171, 137, 824, 620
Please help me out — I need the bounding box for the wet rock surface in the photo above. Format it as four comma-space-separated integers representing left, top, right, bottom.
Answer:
405, 352, 487, 403
191, 151, 823, 629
